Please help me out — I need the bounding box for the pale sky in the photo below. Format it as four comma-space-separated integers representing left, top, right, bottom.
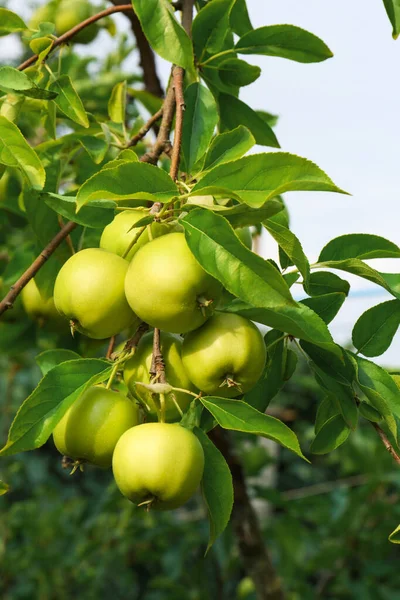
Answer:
2, 0, 400, 365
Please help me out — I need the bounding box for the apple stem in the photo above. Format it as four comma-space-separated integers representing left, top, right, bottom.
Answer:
137, 496, 155, 511
105, 361, 120, 390
159, 393, 166, 423
121, 226, 146, 259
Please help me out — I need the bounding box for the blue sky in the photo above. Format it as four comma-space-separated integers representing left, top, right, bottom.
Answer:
2, 0, 400, 366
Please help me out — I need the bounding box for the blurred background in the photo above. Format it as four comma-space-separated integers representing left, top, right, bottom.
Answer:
1, 1, 400, 599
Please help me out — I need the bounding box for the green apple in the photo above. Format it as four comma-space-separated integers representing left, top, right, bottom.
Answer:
53, 386, 139, 468
182, 312, 266, 397
112, 422, 204, 509
124, 331, 197, 422
21, 278, 63, 325
100, 210, 176, 262
124, 232, 222, 333
55, 0, 98, 44
53, 248, 137, 339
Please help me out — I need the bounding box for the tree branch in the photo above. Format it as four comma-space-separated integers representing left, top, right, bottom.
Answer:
18, 5, 133, 72
0, 221, 77, 316
127, 107, 163, 147
372, 422, 400, 465
210, 428, 285, 600
169, 66, 185, 181
109, 0, 164, 97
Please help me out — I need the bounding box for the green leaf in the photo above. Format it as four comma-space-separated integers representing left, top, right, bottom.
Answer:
216, 58, 261, 88
131, 0, 194, 71
0, 116, 45, 189
315, 395, 339, 434
310, 415, 350, 454
382, 0, 400, 38
49, 75, 89, 128
200, 396, 307, 460
308, 271, 350, 296
235, 24, 333, 63
79, 136, 109, 164
192, 0, 235, 58
355, 355, 400, 420
244, 330, 290, 412
44, 193, 116, 228
194, 427, 233, 553
0, 8, 27, 36
182, 83, 218, 174
359, 402, 383, 423
302, 342, 355, 386
352, 300, 400, 357
201, 125, 255, 173
230, 0, 253, 36
311, 362, 358, 429
191, 152, 347, 207
316, 260, 400, 299
226, 299, 340, 355
128, 88, 163, 114
76, 162, 178, 209
108, 80, 127, 124
263, 219, 310, 290
0, 67, 57, 99
36, 349, 81, 376
301, 292, 347, 324
389, 524, 400, 544
0, 480, 9, 495
182, 198, 283, 228
182, 208, 294, 307
218, 95, 280, 148
319, 233, 400, 261
0, 359, 112, 457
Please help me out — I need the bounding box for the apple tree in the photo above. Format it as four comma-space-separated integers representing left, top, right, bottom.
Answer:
1, 1, 400, 598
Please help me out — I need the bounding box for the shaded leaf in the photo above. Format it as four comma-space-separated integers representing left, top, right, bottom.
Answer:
194, 427, 233, 553
301, 292, 346, 324
352, 300, 400, 357
310, 415, 350, 454
193, 0, 235, 58
230, 0, 253, 36
182, 83, 218, 173
308, 271, 350, 296
36, 349, 81, 376
44, 193, 116, 228
0, 116, 45, 189
382, 0, 400, 38
218, 94, 279, 148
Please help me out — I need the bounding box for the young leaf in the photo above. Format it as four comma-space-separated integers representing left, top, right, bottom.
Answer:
308, 271, 350, 296
235, 24, 333, 63
319, 233, 400, 261
44, 193, 116, 228
200, 396, 307, 460
191, 152, 347, 207
0, 67, 57, 99
0, 8, 27, 36
0, 359, 112, 457
192, 0, 235, 59
201, 125, 255, 173
301, 292, 346, 324
263, 219, 310, 290
0, 480, 9, 495
0, 117, 45, 190
218, 95, 280, 148
36, 349, 81, 376
389, 524, 400, 544
131, 0, 194, 71
182, 83, 218, 174
49, 75, 89, 128
194, 427, 233, 553
108, 80, 127, 124
352, 300, 400, 357
382, 0, 400, 38
76, 162, 178, 209
310, 415, 350, 454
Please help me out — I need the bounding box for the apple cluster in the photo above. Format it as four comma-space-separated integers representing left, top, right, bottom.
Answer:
22, 203, 266, 510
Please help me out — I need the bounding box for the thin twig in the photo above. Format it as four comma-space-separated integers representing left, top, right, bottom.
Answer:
372, 422, 400, 465
140, 83, 176, 165
0, 221, 77, 316
169, 66, 185, 181
127, 107, 163, 147
123, 322, 149, 353
106, 336, 116, 360
150, 328, 166, 384
18, 5, 133, 71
